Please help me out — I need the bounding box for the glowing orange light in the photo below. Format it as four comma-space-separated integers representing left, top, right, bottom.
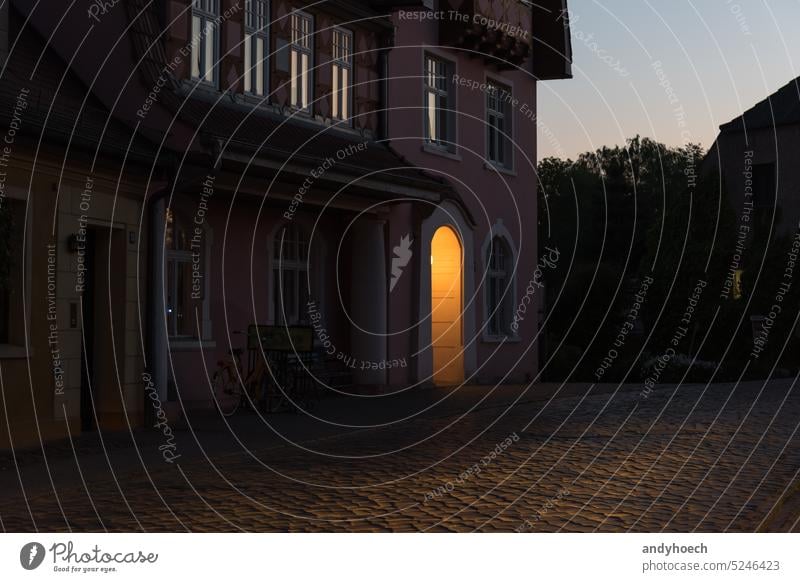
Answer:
431, 226, 464, 386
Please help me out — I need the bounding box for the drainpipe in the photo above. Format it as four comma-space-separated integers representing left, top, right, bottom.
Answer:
378, 47, 390, 142
147, 193, 169, 404
377, 19, 394, 143
146, 163, 176, 408
146, 149, 221, 409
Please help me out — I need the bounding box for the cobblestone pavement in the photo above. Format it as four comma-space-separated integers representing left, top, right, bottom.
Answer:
1, 380, 798, 532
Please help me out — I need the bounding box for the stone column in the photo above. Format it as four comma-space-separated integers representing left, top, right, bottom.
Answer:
349, 219, 387, 386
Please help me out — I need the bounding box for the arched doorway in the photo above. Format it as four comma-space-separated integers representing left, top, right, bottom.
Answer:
431, 226, 464, 385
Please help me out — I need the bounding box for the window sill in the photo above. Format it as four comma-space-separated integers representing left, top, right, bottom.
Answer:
421, 143, 461, 162
240, 92, 272, 107
329, 117, 355, 130
280, 108, 369, 135
484, 162, 517, 177
169, 339, 217, 352
288, 106, 314, 118
181, 78, 220, 96
0, 344, 29, 359
316, 115, 360, 134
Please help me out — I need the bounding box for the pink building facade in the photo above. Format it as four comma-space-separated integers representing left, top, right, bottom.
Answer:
1, 0, 572, 446
383, 0, 573, 387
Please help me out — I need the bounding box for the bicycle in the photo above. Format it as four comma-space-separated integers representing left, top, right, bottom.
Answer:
261, 350, 320, 413
212, 328, 322, 415
211, 331, 269, 416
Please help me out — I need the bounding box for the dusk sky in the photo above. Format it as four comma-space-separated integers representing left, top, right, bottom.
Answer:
537, 0, 800, 159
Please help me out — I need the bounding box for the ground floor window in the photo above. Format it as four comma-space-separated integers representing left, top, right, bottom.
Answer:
0, 198, 25, 345
166, 207, 206, 338
273, 224, 310, 325
486, 236, 513, 337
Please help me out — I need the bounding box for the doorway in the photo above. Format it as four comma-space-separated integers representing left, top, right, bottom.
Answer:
79, 229, 96, 431
79, 226, 126, 431
431, 226, 464, 385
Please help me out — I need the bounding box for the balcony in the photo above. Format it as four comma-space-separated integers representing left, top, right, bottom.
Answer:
439, 0, 533, 68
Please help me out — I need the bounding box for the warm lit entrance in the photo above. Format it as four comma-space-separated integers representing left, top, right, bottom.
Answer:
431, 226, 464, 385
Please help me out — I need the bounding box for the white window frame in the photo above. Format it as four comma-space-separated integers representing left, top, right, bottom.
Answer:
272, 224, 311, 325
290, 10, 314, 113
423, 53, 456, 151
486, 238, 512, 337
331, 27, 353, 123
191, 0, 220, 86
486, 79, 514, 170
481, 223, 519, 342
244, 0, 270, 96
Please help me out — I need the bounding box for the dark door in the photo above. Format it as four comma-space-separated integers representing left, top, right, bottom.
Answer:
79, 228, 97, 431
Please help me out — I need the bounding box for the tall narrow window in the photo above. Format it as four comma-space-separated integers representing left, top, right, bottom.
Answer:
273, 225, 310, 325
191, 0, 219, 85
424, 55, 454, 150
244, 0, 269, 96
0, 199, 25, 346
487, 237, 513, 337
290, 11, 313, 111
487, 81, 513, 169
331, 28, 353, 122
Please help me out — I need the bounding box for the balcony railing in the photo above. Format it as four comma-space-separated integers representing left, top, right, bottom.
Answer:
439, 0, 532, 67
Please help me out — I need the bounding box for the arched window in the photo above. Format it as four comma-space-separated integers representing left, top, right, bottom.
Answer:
273, 224, 310, 325
166, 207, 205, 338
486, 237, 513, 337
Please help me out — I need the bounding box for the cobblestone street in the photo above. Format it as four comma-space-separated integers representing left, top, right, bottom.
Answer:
1, 381, 798, 532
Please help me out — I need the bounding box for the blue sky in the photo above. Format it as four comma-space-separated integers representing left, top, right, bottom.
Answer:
537, 0, 800, 159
